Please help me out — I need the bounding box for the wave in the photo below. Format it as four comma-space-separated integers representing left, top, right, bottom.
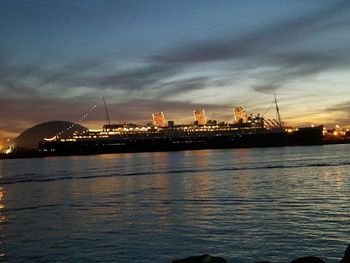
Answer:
1, 161, 350, 185
2, 204, 60, 212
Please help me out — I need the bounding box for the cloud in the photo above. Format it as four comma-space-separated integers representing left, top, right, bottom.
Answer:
151, 1, 350, 94
156, 77, 210, 98
91, 64, 180, 92
252, 84, 281, 94
153, 1, 350, 64
4, 0, 349, 101
0, 53, 188, 98
326, 101, 350, 116
249, 49, 350, 93
0, 50, 215, 107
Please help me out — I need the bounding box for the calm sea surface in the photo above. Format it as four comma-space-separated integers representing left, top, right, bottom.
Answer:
0, 144, 350, 262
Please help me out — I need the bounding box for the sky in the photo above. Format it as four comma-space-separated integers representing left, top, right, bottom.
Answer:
1, 0, 350, 137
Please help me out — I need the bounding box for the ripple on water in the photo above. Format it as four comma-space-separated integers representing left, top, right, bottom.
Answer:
0, 145, 350, 262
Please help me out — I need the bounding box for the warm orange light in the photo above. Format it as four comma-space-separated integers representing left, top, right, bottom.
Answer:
152, 112, 167, 127
5, 148, 12, 154
44, 136, 57, 141
193, 108, 207, 125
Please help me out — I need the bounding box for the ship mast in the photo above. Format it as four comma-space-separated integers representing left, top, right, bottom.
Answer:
103, 97, 111, 126
274, 92, 283, 128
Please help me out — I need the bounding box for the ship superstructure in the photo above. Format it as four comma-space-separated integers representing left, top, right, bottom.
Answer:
38, 102, 323, 156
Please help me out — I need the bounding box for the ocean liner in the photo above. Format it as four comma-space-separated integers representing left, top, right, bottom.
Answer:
36, 96, 324, 157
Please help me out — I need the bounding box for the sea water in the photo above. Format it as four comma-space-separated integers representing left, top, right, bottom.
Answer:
0, 144, 349, 262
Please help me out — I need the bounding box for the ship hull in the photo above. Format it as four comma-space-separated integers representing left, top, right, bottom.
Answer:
37, 126, 324, 157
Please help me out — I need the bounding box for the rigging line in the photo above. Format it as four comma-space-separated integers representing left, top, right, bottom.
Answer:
103, 97, 111, 126
55, 104, 97, 138
262, 101, 275, 117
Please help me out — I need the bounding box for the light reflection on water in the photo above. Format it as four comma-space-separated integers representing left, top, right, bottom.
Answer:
0, 144, 350, 262
0, 187, 6, 258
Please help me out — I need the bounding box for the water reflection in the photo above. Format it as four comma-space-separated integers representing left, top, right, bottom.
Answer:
233, 170, 252, 198
0, 190, 3, 211
334, 168, 345, 188
0, 187, 5, 258
1, 145, 350, 262
150, 152, 176, 227
0, 188, 4, 215
232, 148, 253, 164
191, 149, 211, 165
191, 150, 211, 199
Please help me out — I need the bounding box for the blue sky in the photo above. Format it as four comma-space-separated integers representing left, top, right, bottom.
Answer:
1, 0, 350, 136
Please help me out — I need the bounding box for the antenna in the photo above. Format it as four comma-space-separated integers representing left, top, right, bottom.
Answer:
274, 92, 283, 128
103, 97, 111, 126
